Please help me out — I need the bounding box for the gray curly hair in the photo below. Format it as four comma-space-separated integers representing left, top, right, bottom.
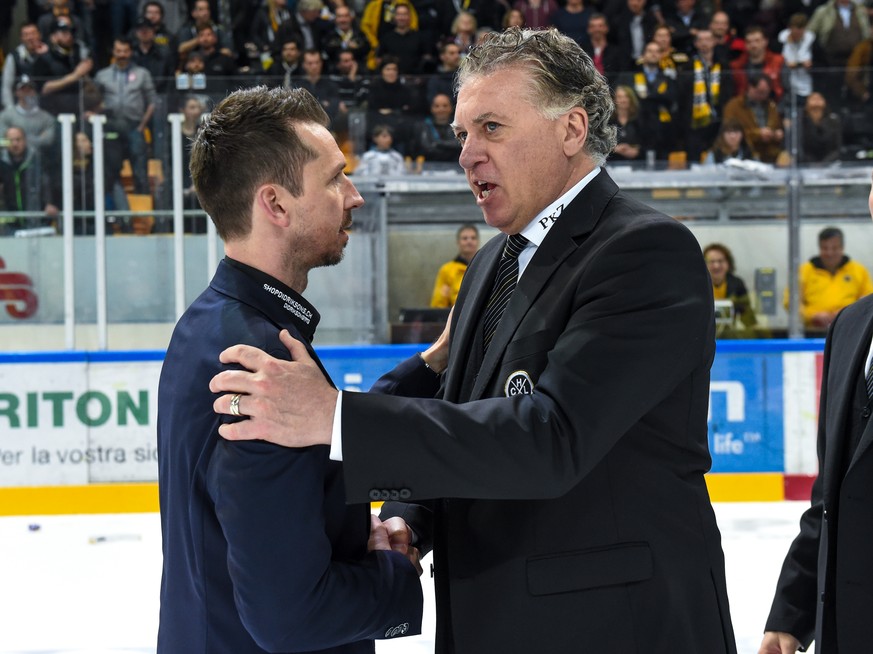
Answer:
455, 27, 617, 165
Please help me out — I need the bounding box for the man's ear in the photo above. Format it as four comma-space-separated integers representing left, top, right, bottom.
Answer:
562, 107, 589, 158
254, 183, 292, 227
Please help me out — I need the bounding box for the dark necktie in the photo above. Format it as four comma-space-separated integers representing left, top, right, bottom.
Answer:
482, 233, 529, 353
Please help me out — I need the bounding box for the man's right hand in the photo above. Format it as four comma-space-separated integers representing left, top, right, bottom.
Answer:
368, 515, 422, 575
758, 631, 801, 653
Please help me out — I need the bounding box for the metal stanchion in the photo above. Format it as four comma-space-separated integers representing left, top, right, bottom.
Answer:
89, 114, 108, 350
58, 113, 76, 349
168, 112, 186, 321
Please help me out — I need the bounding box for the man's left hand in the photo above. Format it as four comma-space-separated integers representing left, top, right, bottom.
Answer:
209, 329, 337, 447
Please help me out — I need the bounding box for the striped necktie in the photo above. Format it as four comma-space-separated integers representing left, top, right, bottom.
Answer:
482, 233, 529, 353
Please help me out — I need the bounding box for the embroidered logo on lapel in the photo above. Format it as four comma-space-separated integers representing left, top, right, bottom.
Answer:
504, 370, 534, 396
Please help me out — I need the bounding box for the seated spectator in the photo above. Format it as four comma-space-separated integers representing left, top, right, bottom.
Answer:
175, 52, 222, 108
807, 0, 871, 107
1, 23, 47, 109
366, 56, 416, 153
787, 226, 873, 332
0, 77, 57, 154
607, 85, 643, 164
652, 23, 690, 74
297, 50, 342, 126
292, 0, 333, 53
722, 73, 787, 164
177, 0, 234, 62
550, 0, 592, 49
356, 124, 407, 176
376, 3, 434, 75
845, 33, 873, 107
778, 13, 819, 106
800, 92, 842, 164
702, 118, 755, 164
585, 13, 626, 87
503, 8, 526, 29
36, 0, 85, 42
608, 0, 658, 68
430, 223, 480, 308
132, 16, 175, 94
142, 1, 180, 60
411, 92, 461, 169
513, 0, 558, 29
257, 35, 304, 86
360, 0, 419, 71
730, 25, 785, 103
330, 49, 369, 111
450, 11, 478, 56
322, 5, 370, 70
249, 0, 294, 65
0, 126, 58, 233
192, 25, 237, 78
709, 10, 745, 62
664, 0, 710, 57
426, 40, 461, 104
703, 242, 757, 336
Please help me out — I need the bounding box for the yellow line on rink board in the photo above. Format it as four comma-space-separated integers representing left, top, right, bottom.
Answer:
705, 473, 785, 502
0, 474, 785, 515
0, 483, 159, 515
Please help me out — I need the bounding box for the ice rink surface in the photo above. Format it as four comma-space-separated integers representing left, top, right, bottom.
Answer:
0, 501, 814, 654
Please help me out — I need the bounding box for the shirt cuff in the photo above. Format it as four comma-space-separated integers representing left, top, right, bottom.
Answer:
329, 390, 343, 461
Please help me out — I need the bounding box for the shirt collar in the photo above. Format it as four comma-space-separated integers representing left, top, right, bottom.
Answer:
224, 257, 320, 342
519, 166, 600, 246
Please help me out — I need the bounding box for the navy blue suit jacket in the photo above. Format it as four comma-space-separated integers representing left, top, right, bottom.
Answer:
157, 258, 422, 653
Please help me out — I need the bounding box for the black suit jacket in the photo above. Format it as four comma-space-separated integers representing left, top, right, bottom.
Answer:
765, 295, 873, 653
157, 259, 422, 653
344, 170, 737, 653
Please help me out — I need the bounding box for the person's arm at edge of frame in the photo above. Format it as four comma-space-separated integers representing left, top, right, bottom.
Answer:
758, 316, 840, 654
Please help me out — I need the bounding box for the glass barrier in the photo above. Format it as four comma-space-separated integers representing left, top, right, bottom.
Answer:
0, 68, 871, 348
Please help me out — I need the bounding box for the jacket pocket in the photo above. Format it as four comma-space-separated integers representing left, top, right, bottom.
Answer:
503, 329, 553, 364
526, 542, 653, 596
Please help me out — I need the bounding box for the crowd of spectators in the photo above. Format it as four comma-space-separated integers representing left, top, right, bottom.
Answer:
0, 0, 873, 233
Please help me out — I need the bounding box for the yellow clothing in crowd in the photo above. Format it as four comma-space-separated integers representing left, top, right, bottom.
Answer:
430, 257, 468, 308
788, 256, 873, 325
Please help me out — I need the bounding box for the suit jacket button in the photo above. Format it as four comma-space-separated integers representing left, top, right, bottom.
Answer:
400, 488, 411, 500
863, 407, 871, 419
369, 489, 381, 501
389, 489, 400, 500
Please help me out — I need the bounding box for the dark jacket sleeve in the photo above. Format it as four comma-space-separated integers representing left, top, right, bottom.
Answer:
207, 440, 423, 651
763, 319, 835, 648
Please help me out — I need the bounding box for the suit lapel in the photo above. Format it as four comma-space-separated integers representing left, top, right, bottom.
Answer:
846, 307, 873, 474
823, 303, 873, 498
468, 170, 619, 400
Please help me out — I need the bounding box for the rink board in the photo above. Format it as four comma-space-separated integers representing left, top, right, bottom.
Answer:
0, 341, 823, 513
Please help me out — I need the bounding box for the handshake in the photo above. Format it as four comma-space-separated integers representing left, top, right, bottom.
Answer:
368, 515, 422, 576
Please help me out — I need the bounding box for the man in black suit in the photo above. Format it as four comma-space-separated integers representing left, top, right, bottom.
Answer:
759, 179, 873, 654
210, 28, 737, 653
156, 86, 423, 653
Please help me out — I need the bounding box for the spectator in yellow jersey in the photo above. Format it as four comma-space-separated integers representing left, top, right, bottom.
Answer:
430, 223, 479, 308
788, 226, 873, 332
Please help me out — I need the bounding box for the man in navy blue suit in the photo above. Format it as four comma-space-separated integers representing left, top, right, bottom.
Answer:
156, 85, 424, 653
